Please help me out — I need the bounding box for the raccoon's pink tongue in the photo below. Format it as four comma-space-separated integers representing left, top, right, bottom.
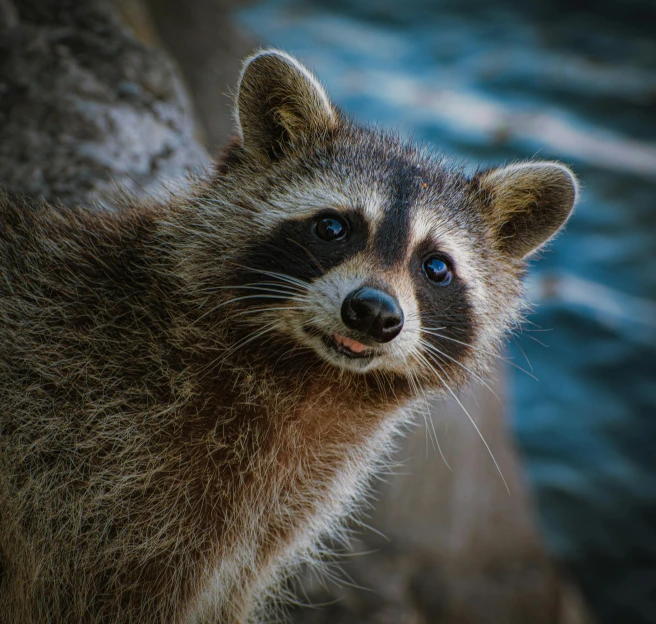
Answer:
334, 333, 368, 354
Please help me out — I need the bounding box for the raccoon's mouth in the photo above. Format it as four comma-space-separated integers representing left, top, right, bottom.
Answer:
323, 333, 374, 359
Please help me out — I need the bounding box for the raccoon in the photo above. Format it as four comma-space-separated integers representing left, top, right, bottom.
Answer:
0, 50, 577, 623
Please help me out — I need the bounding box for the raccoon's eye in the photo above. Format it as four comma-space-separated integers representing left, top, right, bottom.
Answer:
314, 216, 347, 241
422, 256, 452, 285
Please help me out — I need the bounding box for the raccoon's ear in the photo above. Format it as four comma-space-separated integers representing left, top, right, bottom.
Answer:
474, 162, 578, 259
235, 49, 338, 160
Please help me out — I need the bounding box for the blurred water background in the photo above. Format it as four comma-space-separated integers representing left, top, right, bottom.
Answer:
232, 1, 656, 622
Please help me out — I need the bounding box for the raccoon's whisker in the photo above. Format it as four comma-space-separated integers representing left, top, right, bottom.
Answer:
406, 372, 432, 457
232, 288, 311, 302
417, 350, 509, 494
419, 339, 502, 405
246, 281, 310, 295
421, 329, 538, 380
193, 293, 303, 325
228, 264, 317, 293
424, 344, 502, 408
254, 270, 316, 291
220, 321, 280, 366
232, 280, 309, 296
199, 284, 309, 299
218, 293, 300, 306
511, 337, 535, 373
285, 238, 326, 273
522, 317, 548, 330
406, 367, 450, 468
232, 307, 306, 317
423, 323, 475, 333
210, 282, 304, 293
406, 326, 446, 335
426, 310, 510, 320
425, 403, 451, 470
410, 361, 446, 464
423, 327, 501, 357
421, 328, 489, 351
204, 321, 282, 374
420, 338, 479, 378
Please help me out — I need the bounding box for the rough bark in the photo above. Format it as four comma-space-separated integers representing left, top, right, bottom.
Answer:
0, 0, 207, 208
143, 0, 257, 153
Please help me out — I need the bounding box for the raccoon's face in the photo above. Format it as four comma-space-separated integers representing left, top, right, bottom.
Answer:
214, 50, 577, 386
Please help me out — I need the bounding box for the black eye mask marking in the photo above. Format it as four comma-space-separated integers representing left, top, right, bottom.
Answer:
411, 240, 476, 368
231, 209, 369, 300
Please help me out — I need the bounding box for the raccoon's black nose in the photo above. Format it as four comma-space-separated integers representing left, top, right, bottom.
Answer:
341, 287, 404, 343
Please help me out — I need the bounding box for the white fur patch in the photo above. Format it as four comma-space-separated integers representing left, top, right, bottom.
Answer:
255, 174, 386, 236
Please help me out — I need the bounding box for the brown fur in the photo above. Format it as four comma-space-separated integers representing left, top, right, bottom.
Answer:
0, 188, 414, 623
0, 50, 577, 623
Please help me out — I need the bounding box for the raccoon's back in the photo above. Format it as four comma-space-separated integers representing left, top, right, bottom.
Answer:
0, 193, 178, 418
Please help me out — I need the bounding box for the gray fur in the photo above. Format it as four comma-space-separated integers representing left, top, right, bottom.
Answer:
0, 50, 577, 623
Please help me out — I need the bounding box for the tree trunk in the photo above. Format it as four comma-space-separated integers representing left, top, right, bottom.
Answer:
0, 0, 206, 208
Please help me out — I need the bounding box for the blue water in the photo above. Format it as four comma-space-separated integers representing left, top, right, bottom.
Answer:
235, 1, 656, 622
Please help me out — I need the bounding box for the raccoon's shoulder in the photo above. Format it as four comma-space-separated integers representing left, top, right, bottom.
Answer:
0, 190, 178, 319
0, 190, 158, 250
